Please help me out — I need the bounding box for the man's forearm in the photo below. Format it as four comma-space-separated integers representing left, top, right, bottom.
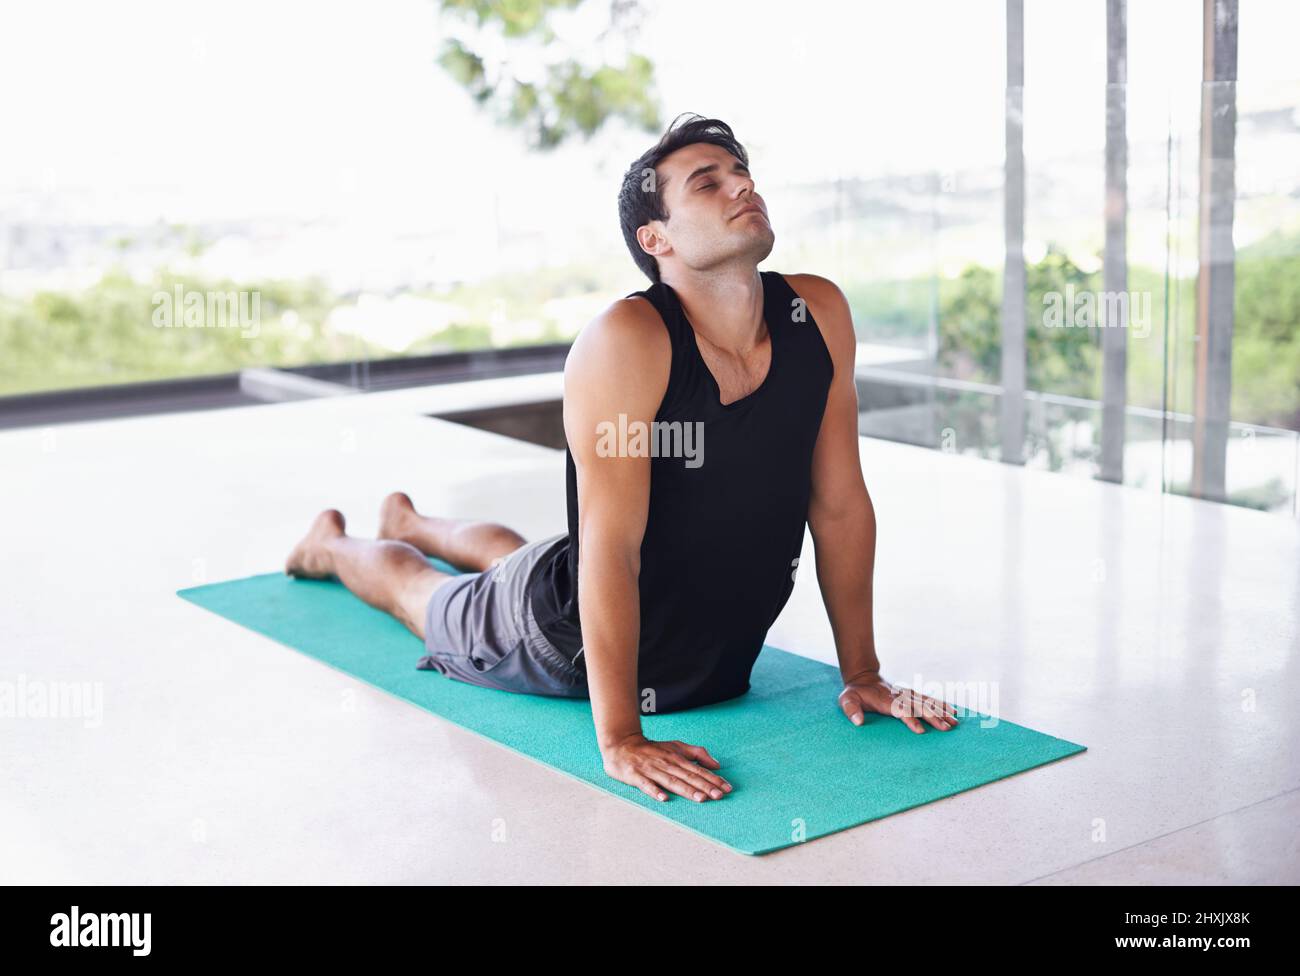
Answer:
575, 533, 645, 749
811, 499, 880, 682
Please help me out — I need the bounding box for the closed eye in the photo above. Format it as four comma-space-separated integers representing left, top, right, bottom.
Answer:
697, 182, 715, 190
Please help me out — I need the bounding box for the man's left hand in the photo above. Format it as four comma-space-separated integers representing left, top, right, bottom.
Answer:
838, 674, 959, 733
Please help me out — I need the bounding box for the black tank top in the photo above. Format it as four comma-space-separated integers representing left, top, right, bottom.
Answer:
526, 269, 834, 712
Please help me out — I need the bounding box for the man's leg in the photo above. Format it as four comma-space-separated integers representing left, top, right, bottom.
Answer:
284, 509, 449, 639
377, 491, 527, 571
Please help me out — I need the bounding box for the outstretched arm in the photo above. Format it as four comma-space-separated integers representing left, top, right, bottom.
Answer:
791, 273, 957, 734
566, 298, 733, 800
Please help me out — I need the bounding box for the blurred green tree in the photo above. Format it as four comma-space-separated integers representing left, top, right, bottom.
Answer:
935, 247, 1101, 400
435, 0, 660, 148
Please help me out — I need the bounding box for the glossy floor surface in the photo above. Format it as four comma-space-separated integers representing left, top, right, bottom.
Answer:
3, 374, 1297, 883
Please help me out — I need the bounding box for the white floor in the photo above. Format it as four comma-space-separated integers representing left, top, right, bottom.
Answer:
2, 373, 1297, 884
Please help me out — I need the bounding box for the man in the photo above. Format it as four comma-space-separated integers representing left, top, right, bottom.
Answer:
285, 113, 957, 805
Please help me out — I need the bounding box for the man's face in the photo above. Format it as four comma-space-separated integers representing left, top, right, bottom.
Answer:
639, 142, 774, 274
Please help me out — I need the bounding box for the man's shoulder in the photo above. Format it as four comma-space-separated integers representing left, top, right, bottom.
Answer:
781, 272, 848, 311
563, 293, 672, 405
570, 293, 669, 360
779, 273, 855, 370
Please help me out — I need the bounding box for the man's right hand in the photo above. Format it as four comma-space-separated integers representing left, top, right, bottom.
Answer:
601, 733, 732, 802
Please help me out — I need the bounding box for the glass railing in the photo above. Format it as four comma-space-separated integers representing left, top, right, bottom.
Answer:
854, 367, 1298, 517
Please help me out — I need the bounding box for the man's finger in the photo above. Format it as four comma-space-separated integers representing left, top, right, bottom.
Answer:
674, 741, 722, 769
924, 711, 953, 730
633, 774, 668, 802
890, 688, 920, 719
839, 695, 866, 726
665, 746, 731, 791
919, 694, 957, 722
648, 762, 712, 802
668, 758, 728, 798
890, 691, 925, 731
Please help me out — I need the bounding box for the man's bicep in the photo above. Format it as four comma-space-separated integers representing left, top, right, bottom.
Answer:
805, 278, 870, 525
809, 373, 868, 526
563, 306, 667, 555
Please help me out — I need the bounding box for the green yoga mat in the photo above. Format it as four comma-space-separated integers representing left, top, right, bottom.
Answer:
178, 559, 1086, 855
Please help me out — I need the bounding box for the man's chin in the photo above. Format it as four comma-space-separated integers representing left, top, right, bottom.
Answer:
747, 231, 775, 264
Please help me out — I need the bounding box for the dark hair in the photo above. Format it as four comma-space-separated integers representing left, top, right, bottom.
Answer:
617, 113, 750, 283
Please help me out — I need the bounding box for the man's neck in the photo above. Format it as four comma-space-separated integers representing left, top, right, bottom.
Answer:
661, 265, 765, 354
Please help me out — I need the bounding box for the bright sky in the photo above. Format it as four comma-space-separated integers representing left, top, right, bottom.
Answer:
0, 0, 1295, 229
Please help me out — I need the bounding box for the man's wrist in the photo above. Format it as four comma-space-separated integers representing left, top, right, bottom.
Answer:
596, 727, 644, 752
841, 664, 883, 685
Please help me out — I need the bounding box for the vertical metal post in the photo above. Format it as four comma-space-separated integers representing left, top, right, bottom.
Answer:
1192, 0, 1237, 502
1001, 0, 1026, 465
1101, 0, 1128, 484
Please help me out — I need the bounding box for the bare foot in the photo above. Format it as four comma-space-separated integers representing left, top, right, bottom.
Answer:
378, 491, 417, 542
285, 509, 346, 578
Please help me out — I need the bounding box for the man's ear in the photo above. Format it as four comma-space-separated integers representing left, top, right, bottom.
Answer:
637, 223, 669, 260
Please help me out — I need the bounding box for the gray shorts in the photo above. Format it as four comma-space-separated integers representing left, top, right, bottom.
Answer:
417, 532, 588, 699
